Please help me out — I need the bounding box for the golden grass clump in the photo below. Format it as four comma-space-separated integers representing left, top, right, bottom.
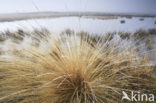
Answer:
0, 29, 156, 103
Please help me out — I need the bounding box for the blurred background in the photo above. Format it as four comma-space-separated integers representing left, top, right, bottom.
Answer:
0, 0, 155, 34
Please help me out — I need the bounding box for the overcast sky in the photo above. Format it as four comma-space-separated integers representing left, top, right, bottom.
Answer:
0, 0, 156, 14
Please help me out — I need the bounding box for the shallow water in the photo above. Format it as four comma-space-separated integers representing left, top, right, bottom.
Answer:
0, 17, 155, 34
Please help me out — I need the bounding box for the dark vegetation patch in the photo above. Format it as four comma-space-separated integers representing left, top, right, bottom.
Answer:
139, 18, 144, 21
120, 20, 125, 24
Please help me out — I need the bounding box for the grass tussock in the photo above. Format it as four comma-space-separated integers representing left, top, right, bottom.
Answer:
0, 29, 156, 103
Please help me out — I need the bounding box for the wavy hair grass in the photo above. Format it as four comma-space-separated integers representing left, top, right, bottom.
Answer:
0, 29, 156, 103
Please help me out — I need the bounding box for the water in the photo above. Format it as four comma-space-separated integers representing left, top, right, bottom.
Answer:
0, 16, 155, 34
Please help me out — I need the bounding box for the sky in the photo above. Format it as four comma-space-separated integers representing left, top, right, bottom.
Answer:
0, 0, 156, 14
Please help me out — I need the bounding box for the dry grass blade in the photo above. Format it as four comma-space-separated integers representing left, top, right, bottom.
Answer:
0, 29, 156, 103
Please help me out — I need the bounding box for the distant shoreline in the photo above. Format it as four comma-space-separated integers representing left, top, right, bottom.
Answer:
0, 11, 156, 22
